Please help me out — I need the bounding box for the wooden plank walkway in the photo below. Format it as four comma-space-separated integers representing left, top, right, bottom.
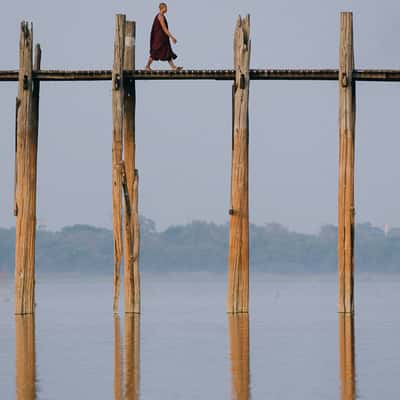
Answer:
1, 69, 400, 82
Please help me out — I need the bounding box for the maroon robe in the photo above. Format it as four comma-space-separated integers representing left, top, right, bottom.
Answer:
150, 14, 177, 61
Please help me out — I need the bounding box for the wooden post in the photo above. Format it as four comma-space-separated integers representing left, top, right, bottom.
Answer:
112, 14, 126, 313
339, 314, 356, 399
15, 316, 36, 400
338, 12, 356, 314
123, 21, 140, 314
15, 22, 40, 315
228, 314, 250, 400
124, 314, 140, 400
228, 16, 251, 314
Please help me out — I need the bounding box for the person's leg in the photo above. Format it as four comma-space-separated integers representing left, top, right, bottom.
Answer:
145, 57, 153, 71
168, 59, 182, 71
168, 59, 177, 70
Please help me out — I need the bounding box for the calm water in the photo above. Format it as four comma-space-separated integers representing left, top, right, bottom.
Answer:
0, 272, 399, 399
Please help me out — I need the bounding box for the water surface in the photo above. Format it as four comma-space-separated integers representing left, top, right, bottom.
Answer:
1, 272, 399, 399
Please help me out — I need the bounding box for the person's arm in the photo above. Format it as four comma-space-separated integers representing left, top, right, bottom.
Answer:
158, 15, 177, 43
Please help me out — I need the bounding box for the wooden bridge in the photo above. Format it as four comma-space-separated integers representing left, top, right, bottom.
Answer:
2, 11, 396, 316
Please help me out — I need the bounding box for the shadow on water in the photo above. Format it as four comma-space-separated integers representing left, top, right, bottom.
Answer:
228, 313, 250, 400
114, 314, 140, 400
339, 314, 356, 400
15, 315, 37, 400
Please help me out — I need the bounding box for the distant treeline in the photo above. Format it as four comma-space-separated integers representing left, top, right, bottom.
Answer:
1, 218, 400, 274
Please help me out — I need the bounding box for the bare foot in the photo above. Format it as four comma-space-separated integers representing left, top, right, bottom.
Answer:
145, 66, 152, 71
172, 66, 183, 71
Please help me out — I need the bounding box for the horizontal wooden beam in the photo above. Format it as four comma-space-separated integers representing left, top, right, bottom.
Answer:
1, 69, 400, 82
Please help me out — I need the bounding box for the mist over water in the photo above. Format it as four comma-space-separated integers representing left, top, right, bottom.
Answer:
1, 272, 399, 399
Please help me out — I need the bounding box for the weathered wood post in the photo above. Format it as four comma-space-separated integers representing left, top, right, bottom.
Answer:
112, 14, 126, 313
15, 316, 36, 400
124, 314, 140, 399
338, 12, 356, 314
123, 20, 141, 314
228, 314, 250, 400
339, 314, 356, 399
15, 23, 41, 315
227, 16, 251, 314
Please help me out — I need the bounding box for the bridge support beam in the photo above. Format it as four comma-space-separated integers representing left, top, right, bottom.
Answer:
227, 16, 251, 314
338, 12, 356, 314
15, 22, 41, 315
123, 21, 140, 314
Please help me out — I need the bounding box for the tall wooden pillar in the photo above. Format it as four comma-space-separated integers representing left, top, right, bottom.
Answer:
112, 14, 126, 313
15, 23, 41, 315
228, 314, 250, 400
15, 316, 37, 400
339, 314, 356, 400
228, 16, 251, 314
338, 12, 356, 314
123, 21, 140, 314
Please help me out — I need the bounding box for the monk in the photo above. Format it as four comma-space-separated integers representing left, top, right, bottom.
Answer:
145, 3, 182, 71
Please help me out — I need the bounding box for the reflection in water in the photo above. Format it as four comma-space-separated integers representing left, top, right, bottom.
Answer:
15, 315, 37, 400
114, 315, 140, 400
124, 315, 140, 400
114, 316, 123, 400
339, 314, 356, 400
228, 314, 250, 400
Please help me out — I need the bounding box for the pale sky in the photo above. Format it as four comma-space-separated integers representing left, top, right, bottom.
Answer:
1, 1, 400, 232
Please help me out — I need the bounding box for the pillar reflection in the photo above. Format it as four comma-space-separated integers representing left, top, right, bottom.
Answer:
124, 314, 140, 400
114, 316, 123, 400
339, 314, 356, 400
228, 313, 250, 400
15, 315, 37, 400
114, 314, 140, 400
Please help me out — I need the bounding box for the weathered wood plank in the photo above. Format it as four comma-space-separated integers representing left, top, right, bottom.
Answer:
338, 12, 356, 314
112, 14, 126, 313
4, 68, 400, 81
123, 21, 140, 314
15, 22, 38, 315
227, 16, 251, 314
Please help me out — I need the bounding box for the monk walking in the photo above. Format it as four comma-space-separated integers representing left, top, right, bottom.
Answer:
145, 3, 182, 71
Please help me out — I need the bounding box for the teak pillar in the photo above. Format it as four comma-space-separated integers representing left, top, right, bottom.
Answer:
123, 20, 140, 314
112, 14, 126, 313
338, 12, 356, 314
15, 23, 41, 315
228, 16, 251, 314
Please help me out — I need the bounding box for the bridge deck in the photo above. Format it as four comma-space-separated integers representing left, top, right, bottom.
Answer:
1, 69, 400, 82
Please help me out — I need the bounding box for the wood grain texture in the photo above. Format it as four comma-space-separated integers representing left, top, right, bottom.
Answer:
338, 12, 356, 314
339, 314, 356, 400
112, 14, 126, 313
123, 21, 140, 314
15, 22, 39, 315
227, 16, 251, 314
228, 314, 250, 400
15, 315, 36, 400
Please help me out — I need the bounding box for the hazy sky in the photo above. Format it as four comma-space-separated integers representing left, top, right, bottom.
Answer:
1, 1, 400, 233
